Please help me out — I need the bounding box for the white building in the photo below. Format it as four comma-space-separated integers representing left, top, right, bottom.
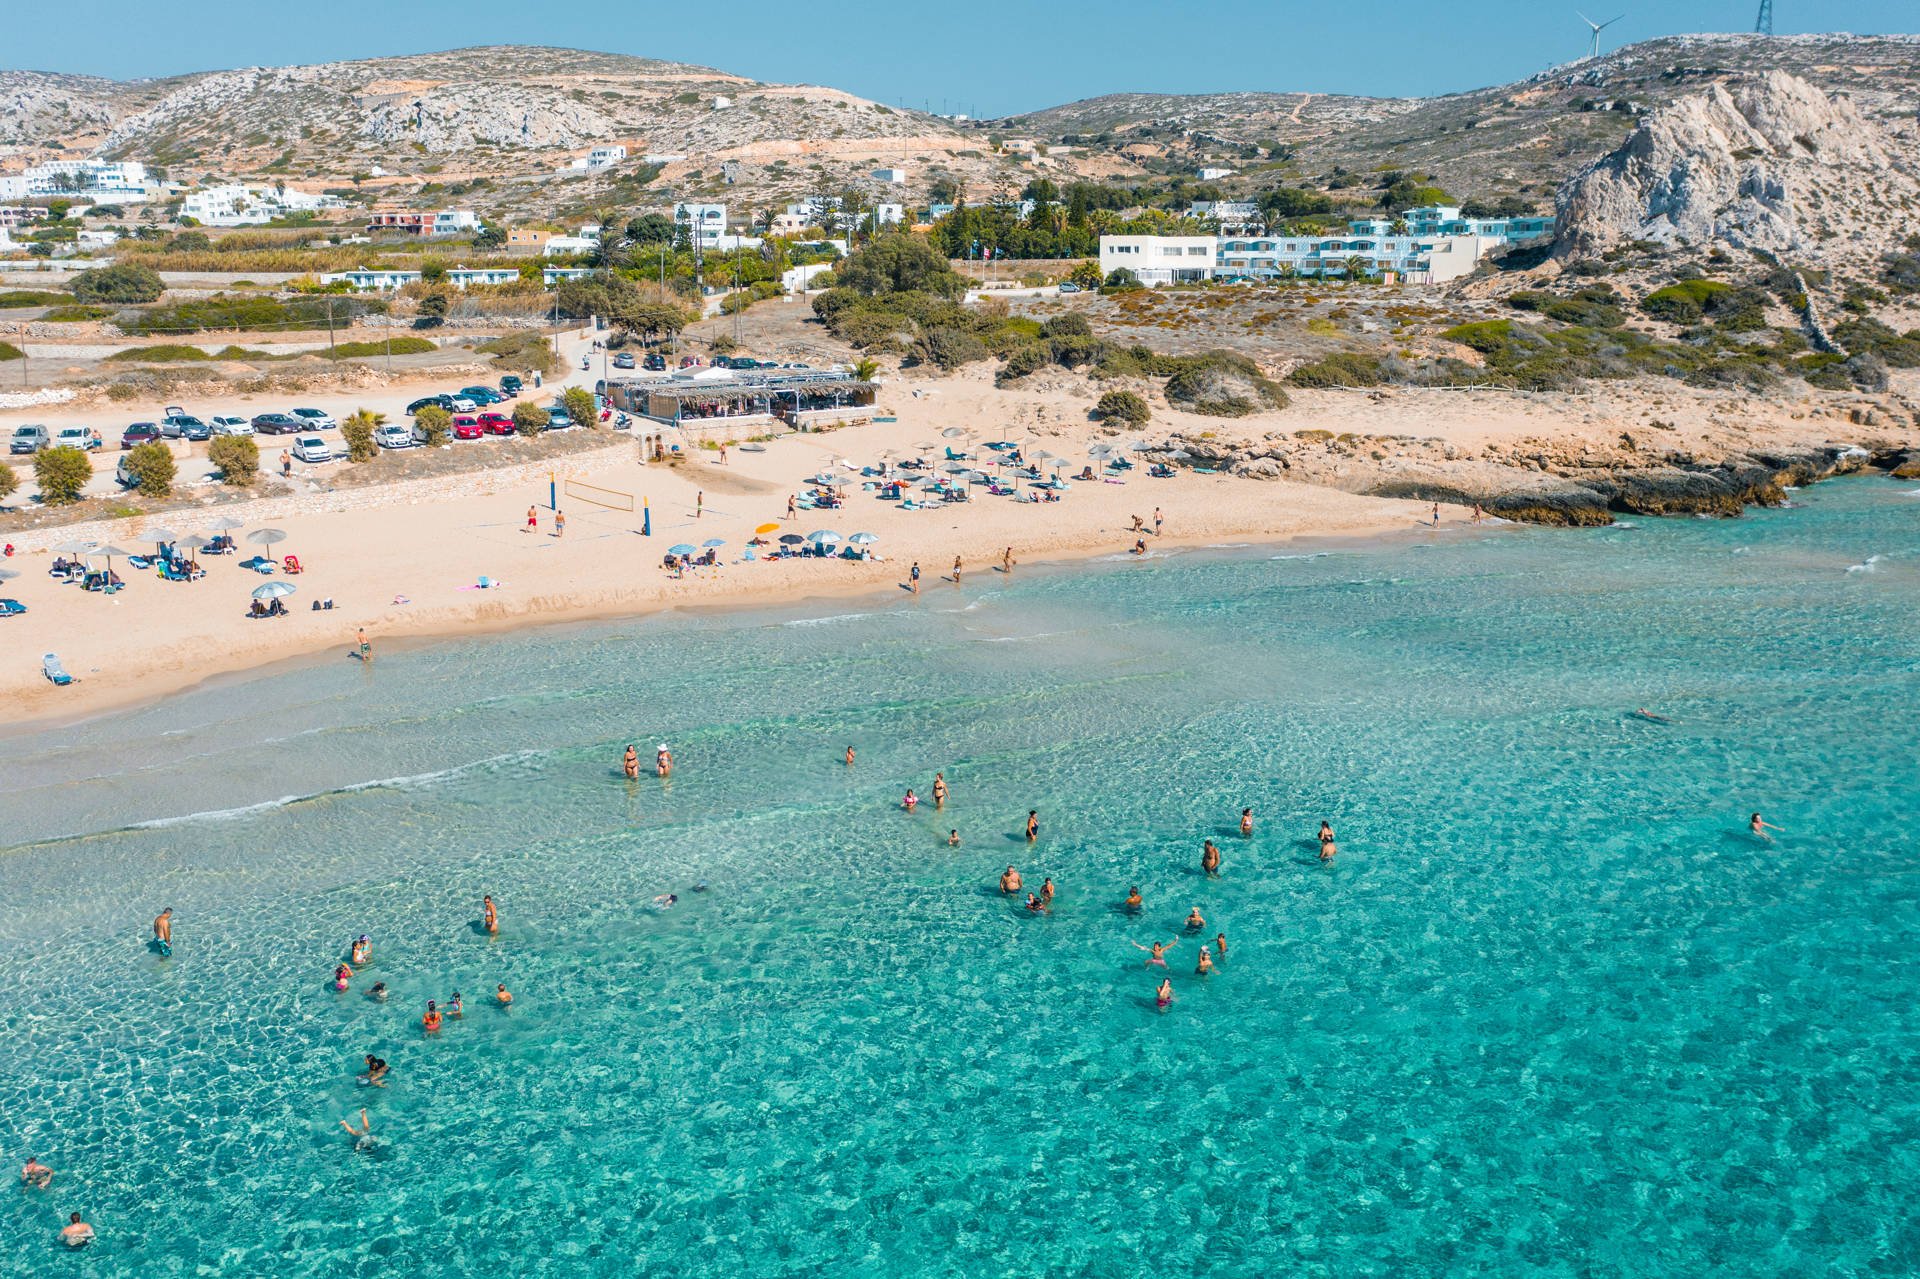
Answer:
76, 229, 120, 249
871, 203, 905, 226
180, 183, 338, 227
543, 235, 598, 256
1196, 167, 1236, 181
25, 160, 149, 203
674, 202, 728, 247
0, 176, 27, 202
1193, 200, 1261, 233
871, 167, 908, 184
712, 96, 734, 110
568, 145, 628, 171
1098, 235, 1217, 286
1216, 231, 1492, 284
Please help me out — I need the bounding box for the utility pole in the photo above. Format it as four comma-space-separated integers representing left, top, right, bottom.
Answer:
326, 298, 335, 357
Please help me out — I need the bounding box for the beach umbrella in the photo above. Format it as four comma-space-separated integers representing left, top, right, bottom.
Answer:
247, 528, 288, 557
89, 544, 135, 570
667, 543, 698, 557
178, 533, 214, 551
0, 567, 17, 583
778, 534, 805, 545
701, 538, 726, 549
251, 581, 296, 601
53, 539, 97, 555
1089, 444, 1114, 459
944, 462, 971, 475
918, 477, 945, 491
941, 427, 966, 439
807, 530, 841, 544
755, 522, 781, 535
143, 525, 181, 548
848, 532, 878, 545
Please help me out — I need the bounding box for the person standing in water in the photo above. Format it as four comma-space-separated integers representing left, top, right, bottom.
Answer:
999, 866, 1023, 895
21, 1157, 53, 1188
1319, 824, 1337, 863
1201, 840, 1221, 877
1184, 906, 1206, 932
1239, 808, 1253, 837
483, 896, 498, 935
1195, 946, 1215, 976
909, 562, 921, 594
1156, 978, 1174, 1010
1039, 877, 1055, 907
356, 627, 372, 662
656, 744, 672, 777
623, 745, 640, 779
422, 1000, 442, 1033
1132, 939, 1176, 967
845, 745, 856, 767
1026, 811, 1039, 843
1214, 932, 1228, 963
1124, 886, 1143, 914
495, 983, 513, 1007
153, 908, 173, 946
60, 1211, 94, 1248
1002, 547, 1014, 574
932, 773, 948, 810
1750, 813, 1783, 839
947, 829, 961, 847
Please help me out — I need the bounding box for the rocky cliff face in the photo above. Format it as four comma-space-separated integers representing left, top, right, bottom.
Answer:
1554, 70, 1920, 264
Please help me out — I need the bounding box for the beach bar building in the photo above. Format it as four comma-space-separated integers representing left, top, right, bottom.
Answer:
602, 369, 876, 435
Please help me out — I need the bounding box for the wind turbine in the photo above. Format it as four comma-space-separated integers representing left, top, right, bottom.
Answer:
1578, 10, 1624, 60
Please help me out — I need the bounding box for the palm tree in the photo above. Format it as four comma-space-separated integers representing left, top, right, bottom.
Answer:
1343, 255, 1372, 282
851, 357, 880, 382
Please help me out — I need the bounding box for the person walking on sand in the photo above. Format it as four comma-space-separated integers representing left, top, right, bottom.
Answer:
787, 494, 797, 520
909, 562, 921, 594
1154, 507, 1164, 535
952, 556, 962, 584
1432, 503, 1442, 527
554, 510, 566, 538
526, 505, 538, 534
1002, 547, 1014, 574
483, 895, 498, 935
1201, 839, 1221, 877
623, 745, 640, 779
932, 772, 948, 810
696, 491, 704, 520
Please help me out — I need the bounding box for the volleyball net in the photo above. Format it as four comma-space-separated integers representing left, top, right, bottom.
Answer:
563, 478, 635, 512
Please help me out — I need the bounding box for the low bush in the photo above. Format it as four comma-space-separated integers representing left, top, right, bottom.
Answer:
512, 402, 549, 437
1287, 351, 1388, 388
0, 290, 70, 308
413, 405, 452, 445
477, 331, 557, 375
340, 410, 381, 461
0, 341, 22, 362
322, 337, 437, 359
1093, 389, 1150, 426
208, 434, 259, 484
918, 327, 989, 370
1642, 278, 1732, 324
71, 263, 164, 304
123, 440, 176, 495
40, 305, 113, 322
0, 461, 16, 502
115, 295, 386, 336
1164, 350, 1287, 417
996, 342, 1049, 385
34, 445, 93, 504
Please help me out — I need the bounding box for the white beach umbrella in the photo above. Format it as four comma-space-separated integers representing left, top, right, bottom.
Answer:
52, 539, 97, 555
941, 427, 966, 439
143, 525, 181, 547
806, 530, 842, 544
848, 532, 878, 545
247, 528, 289, 554
251, 581, 296, 600
209, 516, 244, 532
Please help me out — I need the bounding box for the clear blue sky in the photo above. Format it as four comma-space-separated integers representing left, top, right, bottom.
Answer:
8, 0, 1912, 116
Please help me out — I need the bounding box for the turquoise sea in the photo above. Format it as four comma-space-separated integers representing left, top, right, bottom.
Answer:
2, 478, 1917, 1276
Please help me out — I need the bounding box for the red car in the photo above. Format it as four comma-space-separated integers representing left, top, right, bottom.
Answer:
477, 412, 515, 437
450, 414, 484, 441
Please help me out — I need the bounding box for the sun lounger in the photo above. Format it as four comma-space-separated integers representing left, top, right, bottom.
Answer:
239, 556, 275, 574
0, 598, 26, 617
282, 555, 304, 575
42, 653, 72, 686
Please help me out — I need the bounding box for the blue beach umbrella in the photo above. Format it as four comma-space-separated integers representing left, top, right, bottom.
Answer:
667, 543, 698, 556
701, 538, 726, 549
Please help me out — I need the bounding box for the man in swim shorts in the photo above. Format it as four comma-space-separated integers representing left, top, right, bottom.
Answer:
1000, 866, 1022, 894
154, 908, 173, 945
21, 1157, 52, 1188
1201, 840, 1221, 877
495, 984, 513, 1006
60, 1212, 94, 1248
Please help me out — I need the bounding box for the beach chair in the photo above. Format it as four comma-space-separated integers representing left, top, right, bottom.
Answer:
42, 653, 72, 686
282, 554, 304, 575
0, 598, 25, 617
239, 556, 275, 574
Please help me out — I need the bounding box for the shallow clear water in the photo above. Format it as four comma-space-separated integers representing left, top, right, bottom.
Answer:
2, 479, 1917, 1276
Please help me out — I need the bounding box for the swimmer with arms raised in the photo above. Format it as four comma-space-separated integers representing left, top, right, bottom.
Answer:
1132, 939, 1177, 967
1195, 945, 1215, 976
1155, 978, 1174, 1010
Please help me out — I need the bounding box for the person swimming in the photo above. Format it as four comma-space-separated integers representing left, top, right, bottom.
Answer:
1025, 892, 1048, 914
999, 866, 1023, 895
656, 744, 672, 778
363, 1054, 389, 1087
947, 829, 961, 847
1026, 811, 1039, 843
1155, 978, 1174, 1010
623, 745, 640, 779
1184, 907, 1206, 931
21, 1157, 52, 1188
1201, 839, 1221, 876
1132, 939, 1176, 967
1751, 813, 1783, 839
845, 745, 856, 767
351, 935, 371, 965
1124, 886, 1143, 913
340, 1109, 375, 1151
1195, 945, 1215, 976
1633, 707, 1673, 724
1214, 932, 1228, 963
1039, 877, 1055, 906
903, 789, 919, 811
333, 963, 353, 992
60, 1212, 94, 1249
652, 893, 678, 909
495, 983, 513, 1006
368, 982, 388, 1002
483, 895, 498, 935
422, 1000, 442, 1033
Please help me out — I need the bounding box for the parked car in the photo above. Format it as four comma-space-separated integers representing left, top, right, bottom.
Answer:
1057, 281, 1082, 294
251, 412, 302, 435
544, 404, 573, 430
447, 396, 478, 414
373, 423, 414, 450
159, 413, 209, 441
407, 394, 455, 415
114, 454, 141, 487
497, 375, 523, 397
209, 414, 253, 436
9, 425, 50, 454
120, 422, 161, 449
643, 354, 667, 371
612, 352, 636, 370
289, 407, 336, 431
476, 412, 514, 437
291, 435, 333, 464
54, 426, 101, 452
459, 386, 504, 405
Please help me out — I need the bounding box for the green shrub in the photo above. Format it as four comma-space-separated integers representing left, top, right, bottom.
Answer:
0, 341, 22, 362
340, 410, 381, 461
1441, 319, 1515, 352
0, 290, 69, 308
123, 440, 176, 495
0, 461, 17, 502
997, 342, 1049, 384
39, 305, 113, 322
208, 435, 259, 484
1093, 389, 1150, 426
477, 331, 557, 374
562, 386, 597, 427
116, 295, 385, 336
1642, 278, 1731, 324
34, 445, 93, 504
1288, 351, 1388, 387
512, 402, 549, 437
106, 345, 212, 362
323, 336, 437, 359
1102, 268, 1143, 292
1041, 312, 1092, 338
1067, 260, 1104, 289
1164, 350, 1287, 416
71, 263, 164, 304
918, 327, 988, 370
414, 405, 452, 445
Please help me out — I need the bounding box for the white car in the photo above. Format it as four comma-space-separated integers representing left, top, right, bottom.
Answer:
373, 423, 414, 450
209, 414, 253, 436
289, 407, 336, 431
53, 426, 99, 451
291, 435, 334, 464
446, 396, 478, 414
